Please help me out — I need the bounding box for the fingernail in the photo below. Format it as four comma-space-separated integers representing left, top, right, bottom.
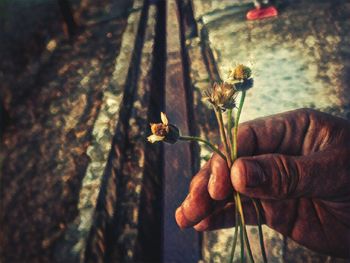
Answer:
244, 160, 266, 188
175, 207, 186, 230
183, 194, 191, 209
194, 221, 208, 232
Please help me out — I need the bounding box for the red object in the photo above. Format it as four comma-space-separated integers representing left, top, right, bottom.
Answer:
246, 6, 278, 20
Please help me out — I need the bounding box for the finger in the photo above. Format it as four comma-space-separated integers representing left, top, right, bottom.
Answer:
175, 167, 214, 228
259, 199, 341, 257
231, 146, 350, 199
189, 160, 210, 192
194, 201, 259, 231
236, 108, 347, 157
208, 152, 231, 200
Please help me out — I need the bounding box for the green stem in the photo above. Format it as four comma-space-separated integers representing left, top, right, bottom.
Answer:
214, 107, 232, 167
227, 109, 233, 154
239, 214, 244, 263
236, 192, 255, 263
233, 91, 246, 160
229, 195, 239, 263
179, 135, 226, 161
229, 91, 251, 263
252, 198, 268, 263
233, 91, 257, 262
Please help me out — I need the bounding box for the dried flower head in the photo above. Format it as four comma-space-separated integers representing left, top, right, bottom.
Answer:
147, 112, 179, 144
204, 82, 237, 110
226, 64, 254, 91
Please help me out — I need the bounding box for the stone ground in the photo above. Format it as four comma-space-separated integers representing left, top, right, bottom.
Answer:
0, 0, 131, 262
189, 0, 350, 262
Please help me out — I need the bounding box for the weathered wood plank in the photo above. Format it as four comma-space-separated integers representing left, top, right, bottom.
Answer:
83, 3, 160, 263
84, 2, 155, 262
113, 4, 158, 262
187, 35, 227, 263
163, 0, 201, 262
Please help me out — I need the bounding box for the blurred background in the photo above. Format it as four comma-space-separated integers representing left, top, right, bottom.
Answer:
1, 0, 349, 262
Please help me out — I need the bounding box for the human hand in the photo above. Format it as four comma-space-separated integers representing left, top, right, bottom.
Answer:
175, 109, 350, 258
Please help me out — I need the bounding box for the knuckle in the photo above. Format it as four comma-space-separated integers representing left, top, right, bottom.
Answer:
297, 107, 317, 117
189, 169, 209, 192
272, 155, 300, 198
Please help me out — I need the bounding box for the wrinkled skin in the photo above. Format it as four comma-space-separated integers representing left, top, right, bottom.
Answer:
175, 109, 350, 258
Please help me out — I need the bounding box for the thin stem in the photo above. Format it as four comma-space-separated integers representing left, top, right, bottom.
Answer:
236, 192, 255, 263
227, 109, 233, 155
252, 198, 268, 263
214, 107, 232, 167
229, 195, 240, 263
179, 135, 226, 161
239, 215, 244, 263
233, 91, 246, 160
229, 91, 250, 263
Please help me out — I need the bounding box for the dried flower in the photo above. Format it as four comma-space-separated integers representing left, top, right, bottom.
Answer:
204, 82, 237, 110
147, 112, 179, 144
226, 64, 254, 91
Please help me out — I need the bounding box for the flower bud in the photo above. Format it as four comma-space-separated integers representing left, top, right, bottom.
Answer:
226, 64, 254, 91
164, 124, 180, 144
230, 64, 252, 80
147, 113, 180, 144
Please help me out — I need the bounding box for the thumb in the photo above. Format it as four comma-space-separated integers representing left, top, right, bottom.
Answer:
231, 148, 350, 199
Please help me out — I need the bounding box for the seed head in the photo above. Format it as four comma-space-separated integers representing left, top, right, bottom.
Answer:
204, 82, 237, 110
